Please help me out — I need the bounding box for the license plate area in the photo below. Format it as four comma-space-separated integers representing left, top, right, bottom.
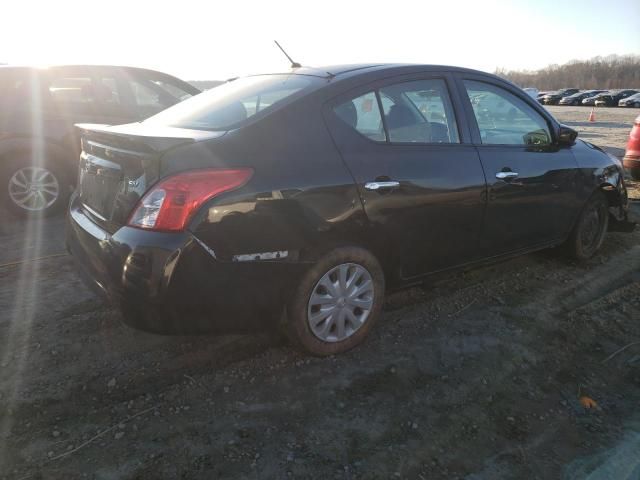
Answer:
79, 153, 123, 219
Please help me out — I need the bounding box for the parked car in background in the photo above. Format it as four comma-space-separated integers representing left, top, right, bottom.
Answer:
66, 64, 633, 356
523, 87, 539, 99
559, 90, 605, 106
623, 114, 640, 180
0, 65, 200, 216
619, 92, 640, 108
593, 89, 639, 107
540, 88, 580, 105
582, 94, 601, 106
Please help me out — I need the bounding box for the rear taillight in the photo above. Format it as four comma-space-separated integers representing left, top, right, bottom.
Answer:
128, 168, 253, 232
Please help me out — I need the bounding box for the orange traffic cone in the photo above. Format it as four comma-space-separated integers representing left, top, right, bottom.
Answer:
588, 108, 595, 122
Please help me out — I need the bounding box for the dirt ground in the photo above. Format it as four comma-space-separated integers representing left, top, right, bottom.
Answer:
1, 106, 639, 480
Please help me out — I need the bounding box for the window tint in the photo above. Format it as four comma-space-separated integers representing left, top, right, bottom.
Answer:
335, 80, 459, 144
242, 89, 302, 116
97, 77, 120, 105
149, 78, 194, 102
334, 92, 386, 141
380, 79, 459, 143
49, 75, 94, 105
130, 79, 171, 109
464, 80, 551, 146
145, 75, 316, 130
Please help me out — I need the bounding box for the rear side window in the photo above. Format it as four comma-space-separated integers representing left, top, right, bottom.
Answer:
49, 75, 94, 105
145, 75, 318, 130
334, 92, 386, 141
464, 80, 551, 146
333, 78, 459, 144
380, 79, 459, 143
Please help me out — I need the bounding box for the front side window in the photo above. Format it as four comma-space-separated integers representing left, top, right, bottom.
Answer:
333, 78, 459, 144
149, 78, 194, 102
464, 80, 552, 146
97, 77, 120, 105
128, 78, 177, 110
145, 74, 318, 130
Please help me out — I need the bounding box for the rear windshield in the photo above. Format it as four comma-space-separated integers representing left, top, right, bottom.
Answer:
144, 74, 319, 130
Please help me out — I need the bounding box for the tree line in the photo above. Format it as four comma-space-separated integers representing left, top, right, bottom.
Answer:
495, 54, 640, 90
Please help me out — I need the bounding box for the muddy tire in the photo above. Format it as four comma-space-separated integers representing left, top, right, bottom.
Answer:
285, 247, 385, 356
630, 168, 640, 181
2, 157, 69, 217
565, 191, 609, 260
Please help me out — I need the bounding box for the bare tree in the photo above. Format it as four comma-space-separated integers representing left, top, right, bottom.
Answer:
495, 55, 640, 90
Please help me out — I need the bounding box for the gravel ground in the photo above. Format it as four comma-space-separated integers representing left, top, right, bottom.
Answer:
1, 106, 639, 480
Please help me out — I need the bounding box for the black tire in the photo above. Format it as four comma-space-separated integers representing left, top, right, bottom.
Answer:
2, 156, 70, 217
285, 246, 385, 356
630, 168, 640, 181
565, 191, 609, 260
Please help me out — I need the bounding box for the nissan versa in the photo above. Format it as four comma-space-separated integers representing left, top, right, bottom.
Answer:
66, 64, 634, 356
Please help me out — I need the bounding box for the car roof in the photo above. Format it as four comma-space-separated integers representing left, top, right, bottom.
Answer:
0, 64, 180, 77
256, 63, 498, 80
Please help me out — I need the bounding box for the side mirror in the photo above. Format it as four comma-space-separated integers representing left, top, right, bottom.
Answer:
558, 125, 578, 146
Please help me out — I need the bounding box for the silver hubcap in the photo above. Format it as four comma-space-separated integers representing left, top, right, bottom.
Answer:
307, 263, 374, 343
8, 166, 59, 211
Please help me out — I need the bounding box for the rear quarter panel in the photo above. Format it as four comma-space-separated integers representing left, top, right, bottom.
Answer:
166, 94, 369, 266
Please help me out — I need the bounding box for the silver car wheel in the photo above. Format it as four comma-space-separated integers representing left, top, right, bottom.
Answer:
8, 166, 60, 212
307, 263, 374, 343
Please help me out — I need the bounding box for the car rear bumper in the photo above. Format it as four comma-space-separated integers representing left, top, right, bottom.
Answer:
66, 193, 303, 334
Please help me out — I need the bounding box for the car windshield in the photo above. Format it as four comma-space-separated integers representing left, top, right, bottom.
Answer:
144, 74, 319, 130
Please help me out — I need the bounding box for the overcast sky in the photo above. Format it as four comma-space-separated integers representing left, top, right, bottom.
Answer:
2, 0, 639, 80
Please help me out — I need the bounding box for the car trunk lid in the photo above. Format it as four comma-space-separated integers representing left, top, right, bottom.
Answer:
76, 123, 224, 232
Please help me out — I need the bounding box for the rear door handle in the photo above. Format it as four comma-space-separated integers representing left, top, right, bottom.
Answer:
364, 181, 400, 191
495, 171, 519, 180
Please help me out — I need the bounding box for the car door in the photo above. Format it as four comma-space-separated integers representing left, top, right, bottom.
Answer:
324, 73, 486, 279
455, 75, 583, 257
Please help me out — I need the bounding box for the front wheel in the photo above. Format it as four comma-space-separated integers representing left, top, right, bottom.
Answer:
565, 192, 609, 260
285, 247, 385, 356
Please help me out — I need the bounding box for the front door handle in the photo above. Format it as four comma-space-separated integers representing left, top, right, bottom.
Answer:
364, 181, 400, 191
495, 171, 519, 180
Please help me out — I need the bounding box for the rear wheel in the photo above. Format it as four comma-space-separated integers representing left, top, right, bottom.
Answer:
565, 192, 609, 260
285, 247, 385, 356
2, 158, 69, 217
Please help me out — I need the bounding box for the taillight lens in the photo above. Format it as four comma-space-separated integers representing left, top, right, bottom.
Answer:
128, 168, 253, 232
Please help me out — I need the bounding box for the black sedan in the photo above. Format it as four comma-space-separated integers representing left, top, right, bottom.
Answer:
619, 93, 640, 108
559, 90, 605, 106
540, 88, 579, 105
67, 64, 634, 356
593, 89, 639, 107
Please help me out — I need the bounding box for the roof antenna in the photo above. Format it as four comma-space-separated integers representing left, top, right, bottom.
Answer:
274, 40, 301, 69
